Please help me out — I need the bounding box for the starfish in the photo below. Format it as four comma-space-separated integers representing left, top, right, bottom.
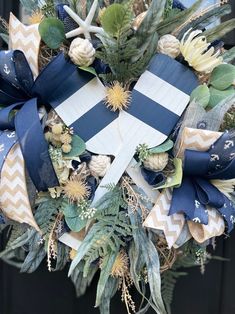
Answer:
64, 0, 105, 40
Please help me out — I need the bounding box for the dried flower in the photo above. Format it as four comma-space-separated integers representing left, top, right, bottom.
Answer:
63, 176, 90, 202
211, 179, 235, 200
60, 133, 72, 145
143, 152, 169, 171
105, 82, 131, 112
62, 144, 72, 153
70, 249, 77, 260
180, 29, 223, 73
89, 155, 111, 178
69, 38, 95, 67
111, 250, 129, 278
52, 123, 63, 135
157, 34, 180, 59
29, 10, 43, 24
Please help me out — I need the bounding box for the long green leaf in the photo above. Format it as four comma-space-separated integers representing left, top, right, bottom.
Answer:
95, 250, 119, 307
156, 0, 203, 36
203, 18, 235, 42
177, 4, 231, 39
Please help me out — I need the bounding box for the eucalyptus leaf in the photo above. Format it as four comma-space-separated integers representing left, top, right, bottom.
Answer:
79, 66, 97, 76
223, 47, 235, 63
149, 139, 174, 154
62, 201, 79, 218
210, 64, 235, 91
190, 84, 210, 108
208, 86, 235, 108
39, 17, 65, 49
99, 277, 119, 314
63, 135, 86, 158
65, 215, 87, 232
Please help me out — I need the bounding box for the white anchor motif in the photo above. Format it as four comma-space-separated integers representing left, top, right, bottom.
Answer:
7, 131, 16, 138
195, 200, 200, 208
210, 154, 219, 162
193, 217, 201, 223
224, 140, 234, 150
0, 144, 4, 152
229, 153, 235, 160
230, 215, 235, 224
3, 64, 10, 75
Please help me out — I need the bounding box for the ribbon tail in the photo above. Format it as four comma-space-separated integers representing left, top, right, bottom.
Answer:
0, 143, 40, 231
14, 98, 59, 191
217, 196, 235, 233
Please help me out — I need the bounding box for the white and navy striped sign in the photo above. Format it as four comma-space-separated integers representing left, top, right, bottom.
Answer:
50, 54, 198, 158
51, 54, 198, 202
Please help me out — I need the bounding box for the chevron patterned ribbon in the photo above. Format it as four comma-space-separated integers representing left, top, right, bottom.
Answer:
9, 13, 41, 78
143, 189, 185, 248
188, 208, 225, 243
0, 143, 40, 231
144, 127, 230, 247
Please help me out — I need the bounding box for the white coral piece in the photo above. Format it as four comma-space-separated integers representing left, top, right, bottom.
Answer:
69, 38, 96, 67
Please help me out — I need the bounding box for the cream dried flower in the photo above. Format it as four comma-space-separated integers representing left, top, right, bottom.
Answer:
157, 34, 180, 59
211, 179, 235, 200
180, 29, 223, 73
69, 38, 95, 67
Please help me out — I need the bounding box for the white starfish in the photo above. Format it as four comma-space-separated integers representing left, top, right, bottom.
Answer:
64, 0, 105, 40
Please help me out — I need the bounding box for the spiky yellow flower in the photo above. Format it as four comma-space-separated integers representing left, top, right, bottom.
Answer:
29, 10, 43, 24
105, 82, 131, 112
70, 249, 77, 260
111, 250, 129, 278
63, 176, 90, 202
180, 29, 223, 73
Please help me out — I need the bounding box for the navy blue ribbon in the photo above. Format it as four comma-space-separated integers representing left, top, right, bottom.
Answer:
169, 131, 235, 232
0, 50, 85, 191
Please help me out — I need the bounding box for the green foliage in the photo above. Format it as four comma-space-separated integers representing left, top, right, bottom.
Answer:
220, 106, 235, 131
39, 17, 65, 49
63, 135, 86, 158
190, 84, 210, 108
136, 143, 150, 162
208, 86, 235, 109
134, 0, 165, 61
177, 4, 231, 39
62, 200, 88, 232
20, 0, 39, 13
128, 207, 167, 314
204, 18, 235, 42
149, 139, 174, 154
156, 0, 203, 36
210, 64, 235, 91
68, 189, 132, 277
97, 1, 157, 84
164, 0, 173, 18
223, 47, 235, 63
101, 3, 133, 37
41, 0, 56, 17
0, 33, 9, 44
161, 241, 210, 313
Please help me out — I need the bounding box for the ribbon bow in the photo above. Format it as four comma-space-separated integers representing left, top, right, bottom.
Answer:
169, 131, 235, 232
0, 50, 91, 191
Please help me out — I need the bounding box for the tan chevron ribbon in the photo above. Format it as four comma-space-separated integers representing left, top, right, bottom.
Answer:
0, 143, 40, 231
143, 189, 186, 248
176, 127, 222, 159
188, 208, 225, 243
9, 13, 41, 78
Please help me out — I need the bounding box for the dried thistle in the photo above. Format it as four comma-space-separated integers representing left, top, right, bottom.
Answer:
111, 250, 136, 314
121, 176, 150, 220
63, 175, 90, 203
47, 212, 64, 272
